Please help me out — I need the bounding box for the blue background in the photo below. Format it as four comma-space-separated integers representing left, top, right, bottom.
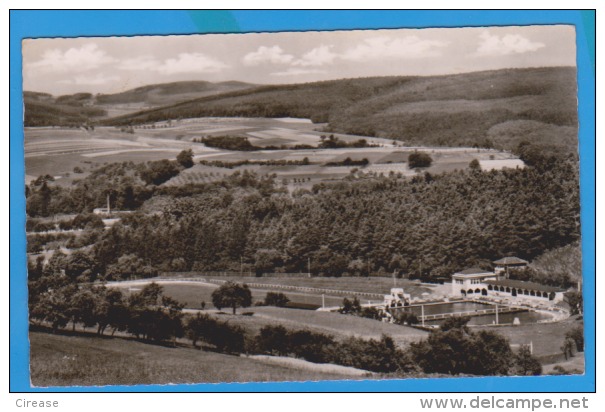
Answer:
9, 10, 595, 392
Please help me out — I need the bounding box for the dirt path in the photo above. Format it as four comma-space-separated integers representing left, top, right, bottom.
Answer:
243, 354, 373, 377
106, 279, 220, 289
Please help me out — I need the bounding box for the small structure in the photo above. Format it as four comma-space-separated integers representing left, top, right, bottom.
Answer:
93, 207, 111, 216
484, 279, 565, 302
493, 256, 529, 279
451, 268, 498, 297
450, 258, 566, 304
384, 288, 411, 308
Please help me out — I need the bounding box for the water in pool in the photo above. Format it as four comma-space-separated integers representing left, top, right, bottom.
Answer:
397, 301, 553, 325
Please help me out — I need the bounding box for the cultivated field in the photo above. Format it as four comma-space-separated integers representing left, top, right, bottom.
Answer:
25, 117, 524, 189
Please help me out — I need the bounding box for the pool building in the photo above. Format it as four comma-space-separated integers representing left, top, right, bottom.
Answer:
451, 257, 566, 303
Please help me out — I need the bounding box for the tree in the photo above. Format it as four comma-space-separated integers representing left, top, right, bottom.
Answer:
408, 151, 433, 168
257, 325, 289, 355
513, 345, 542, 376
565, 326, 584, 352
339, 297, 362, 315
126, 283, 184, 342
410, 318, 514, 375
564, 290, 583, 315
211, 281, 252, 314
186, 313, 216, 348
440, 316, 471, 332
176, 149, 194, 168
469, 159, 481, 171
94, 287, 128, 335
65, 250, 98, 281
561, 337, 575, 360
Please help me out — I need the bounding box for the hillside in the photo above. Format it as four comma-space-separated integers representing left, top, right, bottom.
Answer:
95, 80, 254, 105
23, 80, 255, 126
102, 67, 578, 154
24, 98, 106, 127
29, 331, 354, 386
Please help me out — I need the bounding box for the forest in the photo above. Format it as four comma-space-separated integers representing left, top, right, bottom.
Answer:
25, 141, 580, 283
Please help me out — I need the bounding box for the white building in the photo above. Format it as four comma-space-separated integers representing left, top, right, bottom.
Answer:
451, 268, 498, 297
451, 260, 566, 303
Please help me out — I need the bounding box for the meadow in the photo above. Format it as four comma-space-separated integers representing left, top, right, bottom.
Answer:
29, 331, 356, 387
474, 316, 584, 360
111, 281, 346, 309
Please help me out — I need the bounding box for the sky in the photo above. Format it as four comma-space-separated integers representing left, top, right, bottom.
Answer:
22, 25, 576, 96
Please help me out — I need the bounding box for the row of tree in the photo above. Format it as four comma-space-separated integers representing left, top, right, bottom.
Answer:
29, 273, 544, 376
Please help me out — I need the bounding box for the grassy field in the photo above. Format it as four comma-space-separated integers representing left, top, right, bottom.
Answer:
474, 316, 584, 359
243, 306, 427, 345
111, 281, 346, 310
196, 276, 435, 297
542, 354, 585, 375
29, 331, 356, 387
187, 306, 427, 349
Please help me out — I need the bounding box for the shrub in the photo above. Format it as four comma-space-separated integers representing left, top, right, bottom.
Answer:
408, 151, 433, 168
263, 292, 290, 307
565, 326, 584, 352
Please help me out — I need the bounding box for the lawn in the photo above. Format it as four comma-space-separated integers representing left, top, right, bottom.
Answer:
228, 306, 428, 347
474, 316, 584, 359
200, 276, 434, 298
112, 281, 345, 310
29, 331, 356, 387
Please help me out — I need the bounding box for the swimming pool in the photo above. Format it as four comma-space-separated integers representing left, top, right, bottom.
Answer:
397, 301, 554, 325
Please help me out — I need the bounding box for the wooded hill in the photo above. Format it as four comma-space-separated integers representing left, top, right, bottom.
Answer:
94, 80, 254, 105
101, 67, 578, 154
23, 81, 255, 127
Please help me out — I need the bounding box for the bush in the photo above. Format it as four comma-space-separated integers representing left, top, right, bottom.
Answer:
287, 330, 335, 363
565, 326, 584, 352
332, 335, 415, 373
513, 345, 542, 376
176, 149, 194, 168
410, 320, 514, 375
186, 313, 247, 353
408, 151, 433, 168
256, 325, 289, 356
263, 292, 290, 307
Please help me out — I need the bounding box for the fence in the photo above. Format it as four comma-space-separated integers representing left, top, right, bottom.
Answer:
153, 275, 385, 299
160, 271, 310, 278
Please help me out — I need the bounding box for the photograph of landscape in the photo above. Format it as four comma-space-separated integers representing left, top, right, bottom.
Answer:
22, 25, 585, 387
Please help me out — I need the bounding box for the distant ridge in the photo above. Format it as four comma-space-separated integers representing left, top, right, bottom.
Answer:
101, 67, 578, 154
95, 80, 255, 105
24, 67, 578, 154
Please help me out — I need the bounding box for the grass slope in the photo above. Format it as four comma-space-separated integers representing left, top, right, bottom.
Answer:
29, 331, 353, 387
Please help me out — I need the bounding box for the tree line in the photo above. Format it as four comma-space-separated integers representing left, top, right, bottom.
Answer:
29, 262, 545, 377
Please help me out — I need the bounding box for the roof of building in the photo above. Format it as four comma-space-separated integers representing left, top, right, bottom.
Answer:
454, 268, 494, 276
484, 279, 564, 293
493, 256, 529, 265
